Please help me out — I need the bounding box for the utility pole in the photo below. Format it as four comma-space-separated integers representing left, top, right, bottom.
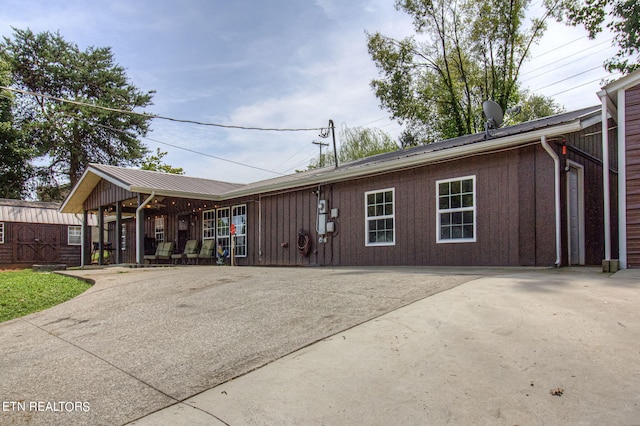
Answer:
313, 140, 329, 167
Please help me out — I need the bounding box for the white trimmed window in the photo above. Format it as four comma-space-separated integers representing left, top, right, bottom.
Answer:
0, 222, 4, 244
232, 204, 247, 257
154, 217, 165, 242
203, 210, 216, 240
365, 188, 395, 246
121, 223, 126, 252
437, 176, 476, 243
217, 207, 231, 253
68, 226, 82, 245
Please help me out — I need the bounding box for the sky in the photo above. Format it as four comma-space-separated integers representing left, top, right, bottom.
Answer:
1, 0, 622, 184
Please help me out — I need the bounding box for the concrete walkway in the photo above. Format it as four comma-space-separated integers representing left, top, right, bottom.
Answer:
131, 268, 640, 425
1, 267, 638, 425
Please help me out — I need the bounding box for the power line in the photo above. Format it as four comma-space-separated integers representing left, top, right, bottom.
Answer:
0, 85, 326, 132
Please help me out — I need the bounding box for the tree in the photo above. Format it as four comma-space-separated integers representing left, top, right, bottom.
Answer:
0, 28, 154, 200
367, 0, 557, 143
550, 0, 639, 74
0, 58, 34, 199
140, 148, 185, 175
308, 127, 398, 169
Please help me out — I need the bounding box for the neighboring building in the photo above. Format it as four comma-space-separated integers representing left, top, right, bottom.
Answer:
599, 70, 640, 269
61, 104, 613, 268
0, 199, 94, 267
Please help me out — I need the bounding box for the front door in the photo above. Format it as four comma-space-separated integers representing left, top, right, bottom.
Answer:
567, 162, 585, 265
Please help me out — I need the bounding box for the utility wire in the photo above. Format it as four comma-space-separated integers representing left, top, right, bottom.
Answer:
0, 85, 326, 132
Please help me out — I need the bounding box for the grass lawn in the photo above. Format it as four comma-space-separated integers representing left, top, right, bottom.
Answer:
0, 270, 91, 323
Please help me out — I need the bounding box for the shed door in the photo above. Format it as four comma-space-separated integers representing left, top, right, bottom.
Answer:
14, 224, 61, 264
567, 163, 585, 265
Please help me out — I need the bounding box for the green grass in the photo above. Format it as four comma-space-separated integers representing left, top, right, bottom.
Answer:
0, 270, 91, 323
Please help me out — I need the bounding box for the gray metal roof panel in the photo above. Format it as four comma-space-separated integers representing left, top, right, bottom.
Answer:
0, 198, 92, 225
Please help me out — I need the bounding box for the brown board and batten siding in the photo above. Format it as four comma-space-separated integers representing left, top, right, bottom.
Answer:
625, 83, 640, 268
83, 179, 135, 211
250, 144, 557, 267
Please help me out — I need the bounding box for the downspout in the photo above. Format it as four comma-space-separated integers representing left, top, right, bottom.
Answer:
136, 192, 155, 265
541, 135, 562, 267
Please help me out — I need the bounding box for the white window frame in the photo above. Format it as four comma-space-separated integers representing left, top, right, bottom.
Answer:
436, 175, 476, 243
365, 188, 396, 247
232, 204, 247, 258
216, 207, 231, 254
203, 209, 216, 240
121, 223, 126, 252
154, 217, 165, 242
0, 222, 4, 244
68, 225, 82, 246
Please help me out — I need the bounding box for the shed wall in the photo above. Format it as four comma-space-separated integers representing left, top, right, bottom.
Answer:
0, 222, 83, 266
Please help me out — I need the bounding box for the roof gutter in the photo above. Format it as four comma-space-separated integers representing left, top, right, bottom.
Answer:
136, 192, 155, 265
540, 135, 562, 267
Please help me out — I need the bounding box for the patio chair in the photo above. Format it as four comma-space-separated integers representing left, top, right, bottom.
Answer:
196, 239, 216, 264
143, 242, 162, 264
157, 242, 174, 263
172, 240, 200, 264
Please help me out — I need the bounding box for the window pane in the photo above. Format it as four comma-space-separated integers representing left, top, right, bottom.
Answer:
376, 205, 384, 216
439, 182, 449, 195
386, 230, 394, 242
384, 191, 393, 203
367, 205, 375, 217
452, 226, 462, 239
439, 196, 449, 210
452, 212, 463, 225
463, 225, 474, 239
463, 211, 473, 224
451, 180, 461, 194
376, 192, 383, 203
440, 227, 450, 240
462, 194, 474, 207
462, 179, 473, 193
367, 193, 375, 205
386, 218, 394, 230
384, 203, 393, 215
441, 213, 451, 226
451, 195, 461, 209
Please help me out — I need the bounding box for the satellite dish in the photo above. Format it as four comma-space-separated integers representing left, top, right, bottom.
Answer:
483, 100, 504, 128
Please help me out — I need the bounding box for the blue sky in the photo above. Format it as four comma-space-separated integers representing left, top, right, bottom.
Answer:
1, 0, 620, 184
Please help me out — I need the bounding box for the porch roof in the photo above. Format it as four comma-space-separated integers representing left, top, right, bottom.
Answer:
61, 164, 244, 214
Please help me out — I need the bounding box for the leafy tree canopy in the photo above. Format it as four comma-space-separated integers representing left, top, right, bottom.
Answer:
367, 0, 563, 143
0, 57, 34, 199
0, 28, 155, 200
549, 0, 639, 74
308, 127, 398, 169
140, 148, 185, 175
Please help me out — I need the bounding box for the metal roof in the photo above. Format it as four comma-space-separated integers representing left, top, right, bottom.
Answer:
61, 105, 601, 212
61, 164, 245, 213
226, 105, 602, 198
0, 198, 90, 225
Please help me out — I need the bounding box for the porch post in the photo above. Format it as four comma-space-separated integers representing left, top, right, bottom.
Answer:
98, 207, 105, 265
116, 202, 122, 264
82, 210, 90, 267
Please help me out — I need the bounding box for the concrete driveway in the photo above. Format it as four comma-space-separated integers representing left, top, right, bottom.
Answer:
0, 266, 478, 425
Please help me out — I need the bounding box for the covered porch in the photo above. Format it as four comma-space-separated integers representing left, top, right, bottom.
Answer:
60, 164, 246, 267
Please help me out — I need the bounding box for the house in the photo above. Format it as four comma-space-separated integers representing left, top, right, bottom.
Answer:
599, 70, 640, 269
61, 103, 614, 268
0, 198, 94, 267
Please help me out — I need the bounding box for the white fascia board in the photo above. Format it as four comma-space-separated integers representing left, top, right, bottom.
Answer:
224, 121, 584, 199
